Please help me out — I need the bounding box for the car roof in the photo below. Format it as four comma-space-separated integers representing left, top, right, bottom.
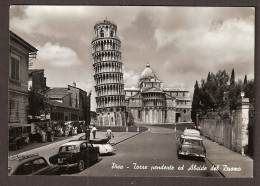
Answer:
183, 129, 200, 137
183, 129, 200, 134
8, 154, 44, 171
61, 140, 89, 146
181, 134, 202, 140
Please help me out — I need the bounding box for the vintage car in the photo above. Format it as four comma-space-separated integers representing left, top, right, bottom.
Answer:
78, 135, 116, 155
49, 140, 99, 172
8, 154, 60, 175
176, 129, 206, 159
9, 123, 31, 150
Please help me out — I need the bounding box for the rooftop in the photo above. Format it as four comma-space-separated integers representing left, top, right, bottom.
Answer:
28, 69, 44, 76
10, 30, 38, 52
163, 88, 190, 92
94, 19, 117, 29
45, 99, 78, 110
44, 88, 70, 99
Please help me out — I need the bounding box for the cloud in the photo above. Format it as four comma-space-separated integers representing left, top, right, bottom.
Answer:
75, 81, 93, 93
37, 42, 82, 67
9, 6, 255, 111
123, 70, 140, 87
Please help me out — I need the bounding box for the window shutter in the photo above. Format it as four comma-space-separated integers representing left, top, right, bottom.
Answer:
11, 58, 16, 79
15, 59, 19, 80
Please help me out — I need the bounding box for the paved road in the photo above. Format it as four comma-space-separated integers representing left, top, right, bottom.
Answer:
66, 126, 222, 177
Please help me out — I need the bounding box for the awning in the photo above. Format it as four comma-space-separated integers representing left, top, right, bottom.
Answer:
8, 123, 31, 128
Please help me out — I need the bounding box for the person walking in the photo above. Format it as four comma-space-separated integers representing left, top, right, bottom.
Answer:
91, 125, 97, 139
85, 126, 91, 140
106, 127, 114, 143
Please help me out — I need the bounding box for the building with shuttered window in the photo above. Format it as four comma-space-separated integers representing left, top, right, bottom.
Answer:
9, 31, 38, 124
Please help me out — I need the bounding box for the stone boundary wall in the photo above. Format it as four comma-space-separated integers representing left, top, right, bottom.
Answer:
200, 107, 246, 154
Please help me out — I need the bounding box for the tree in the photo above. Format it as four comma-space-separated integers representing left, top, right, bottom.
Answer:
199, 70, 229, 112
244, 75, 248, 84
207, 71, 211, 82
229, 79, 243, 111
191, 80, 200, 122
28, 90, 45, 116
243, 79, 254, 103
230, 68, 235, 86
196, 69, 254, 119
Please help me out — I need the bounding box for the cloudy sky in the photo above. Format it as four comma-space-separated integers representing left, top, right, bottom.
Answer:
9, 6, 255, 111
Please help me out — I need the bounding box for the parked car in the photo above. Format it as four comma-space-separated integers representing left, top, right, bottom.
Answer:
8, 154, 60, 175
9, 123, 31, 150
49, 140, 99, 172
176, 129, 206, 159
79, 135, 116, 155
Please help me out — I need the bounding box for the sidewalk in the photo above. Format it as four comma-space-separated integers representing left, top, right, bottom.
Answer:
8, 132, 139, 157
202, 136, 253, 178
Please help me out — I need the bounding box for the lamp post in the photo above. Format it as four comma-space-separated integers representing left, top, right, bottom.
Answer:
241, 91, 245, 98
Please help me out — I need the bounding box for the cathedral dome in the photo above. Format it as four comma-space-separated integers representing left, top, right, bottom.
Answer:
140, 63, 155, 79
130, 85, 136, 90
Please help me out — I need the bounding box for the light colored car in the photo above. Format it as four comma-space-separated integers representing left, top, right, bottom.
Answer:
176, 129, 206, 159
78, 135, 115, 155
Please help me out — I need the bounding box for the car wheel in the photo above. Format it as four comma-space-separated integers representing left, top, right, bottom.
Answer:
96, 153, 100, 163
177, 152, 182, 159
77, 159, 85, 172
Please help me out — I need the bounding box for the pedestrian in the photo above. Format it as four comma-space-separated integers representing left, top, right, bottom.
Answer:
106, 127, 114, 143
85, 126, 91, 140
91, 125, 97, 139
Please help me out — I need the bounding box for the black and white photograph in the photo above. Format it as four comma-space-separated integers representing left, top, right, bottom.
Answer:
7, 6, 254, 178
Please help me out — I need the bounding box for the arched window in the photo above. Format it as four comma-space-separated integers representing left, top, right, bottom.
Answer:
100, 30, 104, 37
110, 30, 114, 37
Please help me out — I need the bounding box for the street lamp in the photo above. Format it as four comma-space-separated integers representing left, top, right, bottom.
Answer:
241, 91, 245, 98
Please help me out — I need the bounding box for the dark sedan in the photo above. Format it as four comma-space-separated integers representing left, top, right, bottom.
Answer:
49, 140, 99, 172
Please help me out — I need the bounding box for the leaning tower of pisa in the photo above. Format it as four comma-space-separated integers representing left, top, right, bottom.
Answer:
92, 19, 126, 126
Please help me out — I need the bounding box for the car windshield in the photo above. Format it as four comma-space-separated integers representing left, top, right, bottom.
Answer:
183, 139, 202, 146
59, 145, 79, 153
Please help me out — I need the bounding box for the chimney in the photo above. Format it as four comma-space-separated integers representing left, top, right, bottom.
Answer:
73, 81, 76, 87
